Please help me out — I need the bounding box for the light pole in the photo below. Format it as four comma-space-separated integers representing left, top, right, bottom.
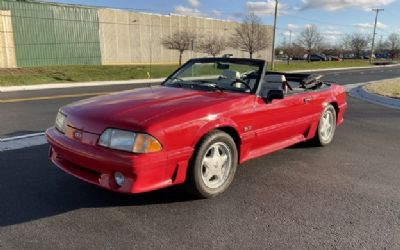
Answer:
370, 8, 384, 64
271, 0, 278, 71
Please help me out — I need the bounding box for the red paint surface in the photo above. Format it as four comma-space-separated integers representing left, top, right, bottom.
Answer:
46, 84, 347, 194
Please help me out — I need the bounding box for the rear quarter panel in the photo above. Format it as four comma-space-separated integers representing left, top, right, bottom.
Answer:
305, 84, 347, 139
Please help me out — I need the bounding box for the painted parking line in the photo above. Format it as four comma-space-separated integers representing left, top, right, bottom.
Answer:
0, 92, 110, 103
344, 83, 366, 92
1, 132, 45, 142
0, 132, 47, 152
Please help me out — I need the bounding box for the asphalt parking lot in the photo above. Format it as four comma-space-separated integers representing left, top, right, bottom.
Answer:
1, 67, 400, 249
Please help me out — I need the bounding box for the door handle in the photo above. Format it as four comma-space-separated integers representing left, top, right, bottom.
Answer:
303, 97, 312, 103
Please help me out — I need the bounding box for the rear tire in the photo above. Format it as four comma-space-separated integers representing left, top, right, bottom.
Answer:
313, 104, 336, 146
186, 130, 238, 198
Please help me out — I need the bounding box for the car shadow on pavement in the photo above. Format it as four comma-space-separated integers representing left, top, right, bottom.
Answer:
287, 141, 319, 149
0, 145, 198, 227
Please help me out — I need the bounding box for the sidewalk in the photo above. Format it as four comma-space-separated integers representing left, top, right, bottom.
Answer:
0, 63, 399, 93
287, 63, 399, 73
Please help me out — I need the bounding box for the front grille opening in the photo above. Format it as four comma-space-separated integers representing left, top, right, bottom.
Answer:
58, 157, 102, 184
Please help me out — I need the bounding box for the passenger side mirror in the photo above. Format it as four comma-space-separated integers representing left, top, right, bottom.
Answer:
261, 89, 284, 103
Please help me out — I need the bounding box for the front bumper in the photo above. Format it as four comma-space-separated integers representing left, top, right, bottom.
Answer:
46, 127, 173, 194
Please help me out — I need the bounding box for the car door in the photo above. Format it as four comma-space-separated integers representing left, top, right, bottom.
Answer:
250, 95, 306, 149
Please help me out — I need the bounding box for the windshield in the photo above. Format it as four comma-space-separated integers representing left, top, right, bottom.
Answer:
163, 59, 264, 93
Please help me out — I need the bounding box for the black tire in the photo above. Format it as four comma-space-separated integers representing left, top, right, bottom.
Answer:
313, 104, 337, 146
186, 130, 238, 198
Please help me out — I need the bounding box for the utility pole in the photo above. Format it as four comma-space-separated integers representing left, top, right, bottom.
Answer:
370, 8, 384, 64
271, 0, 278, 71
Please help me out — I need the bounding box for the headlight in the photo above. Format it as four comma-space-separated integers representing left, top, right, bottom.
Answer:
55, 111, 67, 134
98, 129, 162, 153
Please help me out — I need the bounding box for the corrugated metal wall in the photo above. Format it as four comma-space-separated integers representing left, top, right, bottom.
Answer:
0, 0, 101, 67
98, 9, 273, 65
0, 0, 273, 67
0, 10, 16, 67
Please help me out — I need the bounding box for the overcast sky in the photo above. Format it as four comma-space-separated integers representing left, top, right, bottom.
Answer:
45, 0, 400, 44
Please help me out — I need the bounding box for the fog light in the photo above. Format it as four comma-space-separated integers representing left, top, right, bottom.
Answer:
114, 172, 125, 187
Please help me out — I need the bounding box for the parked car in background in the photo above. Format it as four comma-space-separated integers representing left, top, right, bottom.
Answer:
342, 54, 355, 59
354, 55, 370, 60
292, 55, 305, 61
46, 58, 347, 198
375, 53, 389, 59
330, 56, 342, 61
308, 54, 327, 62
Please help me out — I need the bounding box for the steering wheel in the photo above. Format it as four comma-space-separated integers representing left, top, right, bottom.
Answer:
230, 80, 252, 90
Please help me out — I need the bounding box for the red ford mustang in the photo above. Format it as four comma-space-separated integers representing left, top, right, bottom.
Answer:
46, 58, 347, 198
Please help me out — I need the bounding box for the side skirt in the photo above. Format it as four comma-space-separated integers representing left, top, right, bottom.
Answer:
241, 134, 306, 163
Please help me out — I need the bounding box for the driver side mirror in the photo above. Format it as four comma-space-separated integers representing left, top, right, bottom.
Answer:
261, 89, 284, 103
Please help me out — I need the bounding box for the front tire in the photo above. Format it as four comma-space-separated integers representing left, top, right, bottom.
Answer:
313, 104, 336, 146
186, 130, 238, 198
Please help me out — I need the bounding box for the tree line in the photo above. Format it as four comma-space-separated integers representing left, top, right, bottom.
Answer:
162, 13, 270, 65
279, 25, 400, 63
162, 13, 400, 65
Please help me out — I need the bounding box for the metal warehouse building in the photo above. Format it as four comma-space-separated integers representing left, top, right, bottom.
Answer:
0, 0, 273, 68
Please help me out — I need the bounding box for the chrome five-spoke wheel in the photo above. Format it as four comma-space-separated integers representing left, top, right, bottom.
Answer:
320, 109, 334, 141
315, 104, 337, 146
186, 130, 238, 198
201, 142, 232, 189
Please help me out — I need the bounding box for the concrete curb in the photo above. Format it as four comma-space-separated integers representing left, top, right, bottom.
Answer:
0, 64, 398, 93
349, 84, 400, 110
287, 63, 399, 73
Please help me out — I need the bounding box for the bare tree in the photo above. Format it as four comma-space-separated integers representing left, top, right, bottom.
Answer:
321, 44, 343, 57
290, 42, 306, 59
376, 36, 386, 54
162, 30, 195, 65
231, 13, 271, 59
386, 33, 400, 60
297, 25, 322, 62
343, 33, 370, 58
280, 37, 295, 64
198, 36, 227, 58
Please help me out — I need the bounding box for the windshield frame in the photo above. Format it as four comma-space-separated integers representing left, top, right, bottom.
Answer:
162, 58, 267, 94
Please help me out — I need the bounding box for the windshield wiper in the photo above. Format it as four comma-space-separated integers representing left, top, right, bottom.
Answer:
168, 79, 224, 92
168, 79, 187, 88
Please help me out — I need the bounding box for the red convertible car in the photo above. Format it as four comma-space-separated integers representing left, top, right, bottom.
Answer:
46, 58, 347, 198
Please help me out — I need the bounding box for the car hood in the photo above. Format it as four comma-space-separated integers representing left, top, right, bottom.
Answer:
63, 86, 248, 134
